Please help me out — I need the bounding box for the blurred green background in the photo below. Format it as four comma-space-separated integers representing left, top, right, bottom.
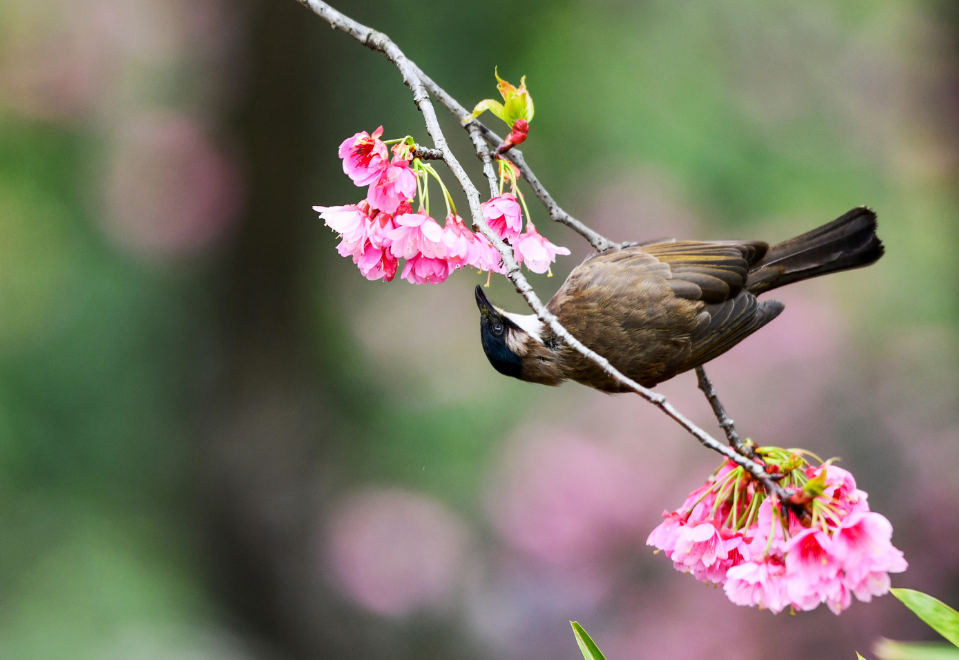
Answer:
1, 0, 958, 658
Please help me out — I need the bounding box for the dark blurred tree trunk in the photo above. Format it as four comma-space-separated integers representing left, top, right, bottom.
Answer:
196, 0, 331, 657
190, 2, 513, 658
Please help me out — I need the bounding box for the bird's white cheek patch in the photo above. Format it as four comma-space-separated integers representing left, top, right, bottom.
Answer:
503, 312, 544, 344
506, 330, 529, 356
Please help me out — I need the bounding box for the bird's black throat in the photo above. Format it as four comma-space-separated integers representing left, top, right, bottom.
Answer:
475, 286, 524, 379
479, 323, 523, 379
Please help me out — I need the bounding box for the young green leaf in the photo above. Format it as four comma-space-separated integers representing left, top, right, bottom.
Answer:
571, 621, 608, 660
859, 652, 869, 660
892, 589, 959, 648
874, 638, 959, 660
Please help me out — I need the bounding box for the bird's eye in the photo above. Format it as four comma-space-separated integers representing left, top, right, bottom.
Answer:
492, 323, 504, 336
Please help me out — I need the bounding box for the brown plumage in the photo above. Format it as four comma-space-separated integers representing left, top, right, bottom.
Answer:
476, 207, 883, 392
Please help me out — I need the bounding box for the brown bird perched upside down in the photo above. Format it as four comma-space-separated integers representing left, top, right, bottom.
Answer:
475, 207, 883, 392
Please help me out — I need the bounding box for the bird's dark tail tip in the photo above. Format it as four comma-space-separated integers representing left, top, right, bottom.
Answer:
747, 206, 883, 295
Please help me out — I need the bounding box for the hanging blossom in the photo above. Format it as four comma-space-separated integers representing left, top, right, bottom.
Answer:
514, 223, 571, 275
316, 118, 568, 285
367, 157, 417, 215
443, 214, 503, 273
388, 212, 451, 284
338, 126, 390, 186
482, 193, 523, 242
314, 201, 402, 282
646, 450, 907, 614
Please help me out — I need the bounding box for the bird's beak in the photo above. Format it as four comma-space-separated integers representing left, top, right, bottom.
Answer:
475, 284, 494, 317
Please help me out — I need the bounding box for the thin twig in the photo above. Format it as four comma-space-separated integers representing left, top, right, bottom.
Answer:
296, 0, 793, 504
695, 366, 750, 457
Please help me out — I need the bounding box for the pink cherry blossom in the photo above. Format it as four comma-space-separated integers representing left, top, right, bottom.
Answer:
478, 242, 506, 273
671, 522, 727, 576
832, 511, 907, 599
848, 570, 893, 603
443, 214, 503, 272
338, 127, 390, 186
356, 242, 398, 282
482, 193, 523, 241
687, 532, 750, 584
440, 214, 472, 267
724, 558, 789, 613
366, 211, 397, 250
313, 203, 402, 281
783, 527, 846, 612
646, 511, 684, 559
314, 203, 369, 257
647, 453, 906, 614
825, 581, 853, 614
368, 158, 417, 214
401, 254, 451, 285
513, 223, 571, 274
646, 462, 739, 562
808, 464, 869, 513
681, 478, 724, 525
388, 213, 447, 260
745, 497, 790, 559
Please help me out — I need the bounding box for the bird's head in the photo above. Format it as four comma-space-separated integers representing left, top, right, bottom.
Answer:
474, 285, 561, 385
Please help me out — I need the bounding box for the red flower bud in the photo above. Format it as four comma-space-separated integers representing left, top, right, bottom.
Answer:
496, 118, 530, 155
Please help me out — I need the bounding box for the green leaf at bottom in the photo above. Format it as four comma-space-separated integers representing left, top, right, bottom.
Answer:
874, 638, 959, 660
571, 622, 608, 660
891, 589, 959, 648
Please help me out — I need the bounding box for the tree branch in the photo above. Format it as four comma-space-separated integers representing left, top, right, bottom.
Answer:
412, 146, 444, 160
296, 0, 794, 505
695, 366, 751, 457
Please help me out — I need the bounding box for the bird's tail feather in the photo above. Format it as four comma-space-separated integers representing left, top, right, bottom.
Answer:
746, 207, 883, 295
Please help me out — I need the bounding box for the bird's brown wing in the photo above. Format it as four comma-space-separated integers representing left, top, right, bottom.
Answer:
549, 241, 782, 388
640, 241, 783, 374
548, 249, 696, 388
642, 240, 766, 302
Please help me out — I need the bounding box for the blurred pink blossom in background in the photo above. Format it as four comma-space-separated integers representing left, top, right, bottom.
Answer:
486, 433, 648, 568
325, 487, 468, 617
0, 0, 229, 122
102, 113, 241, 257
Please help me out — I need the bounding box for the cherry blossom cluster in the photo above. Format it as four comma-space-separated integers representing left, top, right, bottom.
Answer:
314, 127, 569, 284
647, 449, 907, 614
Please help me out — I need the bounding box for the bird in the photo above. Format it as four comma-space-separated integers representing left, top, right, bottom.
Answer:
475, 206, 883, 392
